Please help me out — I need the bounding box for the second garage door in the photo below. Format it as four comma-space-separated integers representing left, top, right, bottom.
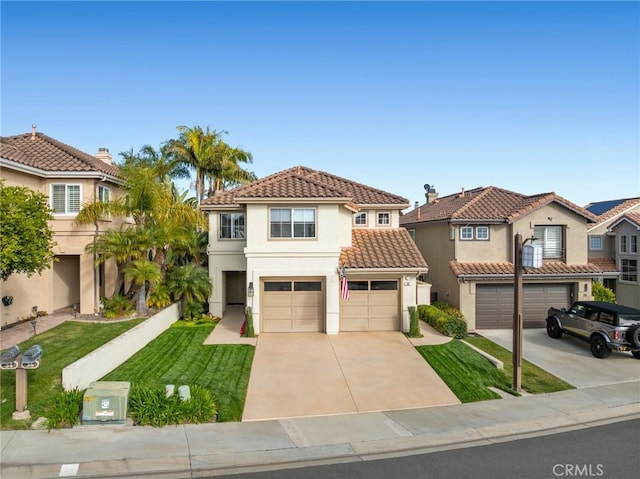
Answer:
341, 280, 400, 331
476, 284, 570, 329
262, 279, 324, 332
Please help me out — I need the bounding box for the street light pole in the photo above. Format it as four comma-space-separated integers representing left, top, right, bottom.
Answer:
513, 232, 524, 392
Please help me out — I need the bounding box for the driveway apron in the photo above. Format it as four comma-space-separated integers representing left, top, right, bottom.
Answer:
242, 332, 459, 421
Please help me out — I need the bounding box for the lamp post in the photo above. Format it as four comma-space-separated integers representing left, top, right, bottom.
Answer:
513, 233, 542, 392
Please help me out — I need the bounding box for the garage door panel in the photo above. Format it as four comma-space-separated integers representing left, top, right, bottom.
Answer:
340, 279, 399, 331
262, 279, 324, 333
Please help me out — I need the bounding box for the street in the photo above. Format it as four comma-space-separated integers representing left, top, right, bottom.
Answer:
214, 419, 640, 479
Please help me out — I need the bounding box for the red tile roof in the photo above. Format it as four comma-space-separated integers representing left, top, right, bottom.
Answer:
340, 229, 428, 270
1, 132, 119, 177
201, 166, 408, 207
586, 198, 640, 228
608, 212, 640, 230
401, 186, 596, 225
450, 260, 610, 277
587, 258, 618, 273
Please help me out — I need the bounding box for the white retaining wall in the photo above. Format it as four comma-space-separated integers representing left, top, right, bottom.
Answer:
62, 303, 180, 391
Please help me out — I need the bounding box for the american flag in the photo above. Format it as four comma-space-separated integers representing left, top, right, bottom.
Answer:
340, 267, 349, 301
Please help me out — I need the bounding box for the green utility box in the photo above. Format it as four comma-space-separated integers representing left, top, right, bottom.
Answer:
82, 381, 130, 425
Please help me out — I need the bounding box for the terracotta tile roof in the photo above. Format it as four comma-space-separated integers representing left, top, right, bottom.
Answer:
340, 229, 428, 270
450, 260, 609, 277
201, 166, 408, 207
1, 132, 119, 177
585, 197, 640, 228
608, 212, 640, 230
400, 186, 596, 225
588, 258, 618, 273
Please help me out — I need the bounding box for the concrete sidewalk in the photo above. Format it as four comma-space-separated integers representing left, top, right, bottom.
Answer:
2, 381, 638, 479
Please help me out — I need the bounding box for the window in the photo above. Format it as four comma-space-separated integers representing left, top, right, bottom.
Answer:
460, 226, 473, 240
620, 235, 628, 253
533, 225, 563, 260
51, 184, 81, 214
377, 212, 390, 226
347, 281, 368, 291
270, 208, 316, 238
621, 259, 638, 282
589, 235, 603, 251
632, 235, 638, 254
371, 280, 398, 291
476, 226, 489, 240
264, 281, 292, 292
98, 185, 110, 203
408, 229, 416, 242
220, 213, 245, 239
449, 226, 455, 240
294, 281, 322, 292
354, 212, 367, 226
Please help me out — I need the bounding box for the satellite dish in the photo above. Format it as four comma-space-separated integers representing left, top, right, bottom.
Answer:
424, 184, 431, 191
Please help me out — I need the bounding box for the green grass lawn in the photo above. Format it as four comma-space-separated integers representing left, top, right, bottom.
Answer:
464, 336, 574, 394
101, 322, 254, 422
1, 320, 144, 429
416, 340, 515, 402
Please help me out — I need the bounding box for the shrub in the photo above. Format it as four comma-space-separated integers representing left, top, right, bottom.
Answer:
128, 384, 217, 427
417, 304, 467, 339
407, 306, 422, 338
243, 307, 255, 337
432, 301, 465, 319
148, 283, 172, 309
592, 281, 616, 303
183, 302, 204, 321
102, 294, 134, 318
44, 388, 84, 430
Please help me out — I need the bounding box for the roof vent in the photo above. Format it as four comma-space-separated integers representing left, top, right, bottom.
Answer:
459, 187, 465, 198
95, 147, 113, 165
31, 124, 37, 139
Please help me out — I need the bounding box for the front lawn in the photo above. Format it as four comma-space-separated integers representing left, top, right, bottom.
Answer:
464, 336, 574, 394
102, 322, 254, 422
416, 340, 515, 402
1, 319, 145, 429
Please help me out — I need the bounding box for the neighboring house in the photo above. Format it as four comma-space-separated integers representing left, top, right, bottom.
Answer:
200, 166, 427, 334
606, 212, 640, 308
400, 186, 607, 331
585, 197, 640, 307
0, 127, 124, 325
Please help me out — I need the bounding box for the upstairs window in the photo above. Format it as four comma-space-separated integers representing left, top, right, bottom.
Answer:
533, 225, 563, 260
220, 213, 245, 239
631, 235, 638, 254
460, 225, 489, 240
377, 212, 390, 226
51, 184, 81, 214
270, 208, 316, 238
354, 212, 367, 226
476, 226, 489, 240
620, 235, 628, 253
589, 235, 603, 251
621, 259, 638, 283
98, 185, 110, 203
460, 226, 473, 240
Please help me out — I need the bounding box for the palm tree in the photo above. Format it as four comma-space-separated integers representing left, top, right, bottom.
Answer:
205, 140, 255, 196
123, 259, 161, 316
119, 144, 190, 184
165, 263, 212, 318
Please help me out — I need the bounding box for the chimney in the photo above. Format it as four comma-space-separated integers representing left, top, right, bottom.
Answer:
31, 124, 37, 139
414, 201, 419, 209
424, 184, 439, 203
96, 147, 113, 165
459, 187, 465, 198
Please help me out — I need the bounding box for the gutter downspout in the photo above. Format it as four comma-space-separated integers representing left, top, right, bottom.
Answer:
93, 179, 100, 314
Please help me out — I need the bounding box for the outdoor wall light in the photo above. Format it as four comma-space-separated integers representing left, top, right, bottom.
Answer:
248, 282, 254, 297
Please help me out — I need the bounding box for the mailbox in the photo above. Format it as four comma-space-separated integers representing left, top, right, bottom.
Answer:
82, 381, 130, 425
21, 344, 42, 368
1, 345, 20, 370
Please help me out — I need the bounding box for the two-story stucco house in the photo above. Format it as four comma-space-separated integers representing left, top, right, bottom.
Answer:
400, 186, 607, 331
606, 213, 640, 308
0, 127, 124, 325
585, 197, 640, 307
200, 166, 428, 334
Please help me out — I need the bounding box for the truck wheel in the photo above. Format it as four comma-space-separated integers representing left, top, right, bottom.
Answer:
546, 319, 563, 339
628, 325, 640, 349
632, 351, 640, 360
590, 335, 611, 359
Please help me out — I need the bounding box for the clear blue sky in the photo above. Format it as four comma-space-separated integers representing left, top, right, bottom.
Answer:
2, 1, 638, 207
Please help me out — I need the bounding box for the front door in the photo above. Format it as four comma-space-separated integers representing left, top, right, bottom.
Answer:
225, 271, 246, 306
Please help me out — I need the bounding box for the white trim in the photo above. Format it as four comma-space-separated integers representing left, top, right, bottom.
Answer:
354, 212, 368, 226
376, 211, 391, 226
0, 158, 120, 184
50, 183, 83, 215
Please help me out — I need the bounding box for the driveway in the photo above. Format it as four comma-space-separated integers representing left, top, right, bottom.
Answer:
479, 329, 640, 388
242, 332, 459, 421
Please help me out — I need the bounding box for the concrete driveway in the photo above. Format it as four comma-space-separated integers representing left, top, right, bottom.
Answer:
242, 332, 459, 421
479, 329, 640, 388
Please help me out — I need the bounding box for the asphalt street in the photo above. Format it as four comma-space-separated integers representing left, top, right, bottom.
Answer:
212, 419, 640, 479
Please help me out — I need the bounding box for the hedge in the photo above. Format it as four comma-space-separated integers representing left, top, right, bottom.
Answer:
417, 304, 467, 339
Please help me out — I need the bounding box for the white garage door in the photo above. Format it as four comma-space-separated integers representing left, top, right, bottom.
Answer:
262, 279, 324, 332
476, 284, 570, 329
340, 280, 400, 331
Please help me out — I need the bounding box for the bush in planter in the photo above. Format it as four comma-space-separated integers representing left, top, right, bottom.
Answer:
417, 304, 467, 339
243, 307, 255, 337
591, 281, 616, 303
102, 294, 135, 318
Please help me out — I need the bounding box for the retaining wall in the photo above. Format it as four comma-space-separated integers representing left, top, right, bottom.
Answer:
62, 303, 180, 391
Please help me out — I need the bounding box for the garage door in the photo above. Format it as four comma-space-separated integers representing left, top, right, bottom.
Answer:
262, 279, 324, 332
341, 280, 399, 331
476, 284, 570, 329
